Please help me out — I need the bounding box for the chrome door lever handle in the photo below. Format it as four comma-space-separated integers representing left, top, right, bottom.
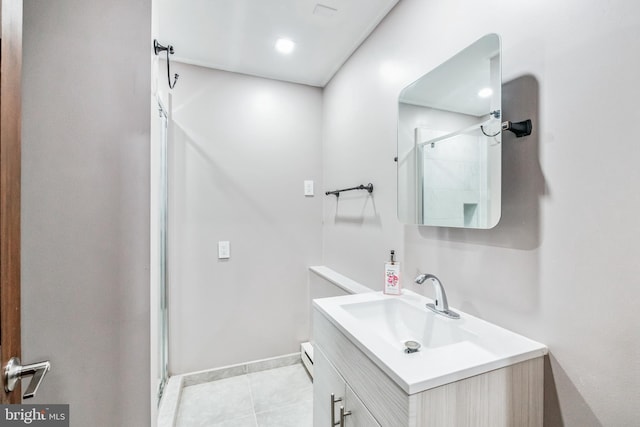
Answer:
4, 357, 51, 399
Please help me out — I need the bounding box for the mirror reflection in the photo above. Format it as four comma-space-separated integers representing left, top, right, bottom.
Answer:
397, 34, 502, 228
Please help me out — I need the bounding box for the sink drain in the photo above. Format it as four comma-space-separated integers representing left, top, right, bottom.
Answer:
404, 340, 421, 353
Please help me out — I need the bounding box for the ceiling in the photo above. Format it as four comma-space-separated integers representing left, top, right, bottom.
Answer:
156, 0, 399, 87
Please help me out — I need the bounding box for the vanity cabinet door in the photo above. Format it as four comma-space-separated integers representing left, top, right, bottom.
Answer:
314, 346, 382, 427
313, 347, 346, 427
344, 384, 381, 427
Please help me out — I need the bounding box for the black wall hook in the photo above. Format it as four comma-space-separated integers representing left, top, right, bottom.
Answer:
154, 40, 179, 89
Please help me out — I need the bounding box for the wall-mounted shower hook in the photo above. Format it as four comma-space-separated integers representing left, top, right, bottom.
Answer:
154, 40, 174, 56
502, 119, 532, 138
154, 39, 179, 89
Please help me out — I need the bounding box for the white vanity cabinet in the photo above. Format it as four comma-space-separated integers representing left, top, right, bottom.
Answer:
312, 306, 544, 427
313, 346, 380, 427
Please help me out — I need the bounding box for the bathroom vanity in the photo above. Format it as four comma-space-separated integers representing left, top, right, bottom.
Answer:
312, 291, 547, 426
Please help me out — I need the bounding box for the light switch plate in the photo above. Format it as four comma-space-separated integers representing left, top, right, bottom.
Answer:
304, 180, 314, 196
218, 241, 230, 259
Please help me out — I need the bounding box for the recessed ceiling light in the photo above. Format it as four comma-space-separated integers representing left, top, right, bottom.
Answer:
478, 87, 493, 98
275, 38, 295, 54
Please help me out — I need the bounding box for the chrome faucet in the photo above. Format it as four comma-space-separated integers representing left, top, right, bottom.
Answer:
414, 274, 460, 319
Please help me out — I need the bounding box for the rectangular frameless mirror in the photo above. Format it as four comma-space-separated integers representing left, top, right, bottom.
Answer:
397, 34, 502, 228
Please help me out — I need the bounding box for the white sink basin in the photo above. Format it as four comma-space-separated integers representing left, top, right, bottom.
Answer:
313, 290, 547, 394
341, 298, 476, 351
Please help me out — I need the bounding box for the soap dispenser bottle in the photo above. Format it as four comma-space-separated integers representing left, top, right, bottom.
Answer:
384, 250, 401, 295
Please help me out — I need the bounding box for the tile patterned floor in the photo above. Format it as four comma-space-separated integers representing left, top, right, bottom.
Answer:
176, 363, 313, 427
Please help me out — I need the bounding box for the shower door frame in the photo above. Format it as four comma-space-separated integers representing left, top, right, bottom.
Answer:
157, 98, 169, 402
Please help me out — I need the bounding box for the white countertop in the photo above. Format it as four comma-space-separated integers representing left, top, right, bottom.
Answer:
313, 290, 548, 394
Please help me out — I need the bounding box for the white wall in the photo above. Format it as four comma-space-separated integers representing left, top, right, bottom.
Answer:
22, 0, 151, 426
162, 63, 323, 374
322, 0, 640, 425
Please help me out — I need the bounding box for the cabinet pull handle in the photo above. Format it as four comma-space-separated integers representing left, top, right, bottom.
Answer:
340, 406, 352, 426
330, 393, 343, 426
